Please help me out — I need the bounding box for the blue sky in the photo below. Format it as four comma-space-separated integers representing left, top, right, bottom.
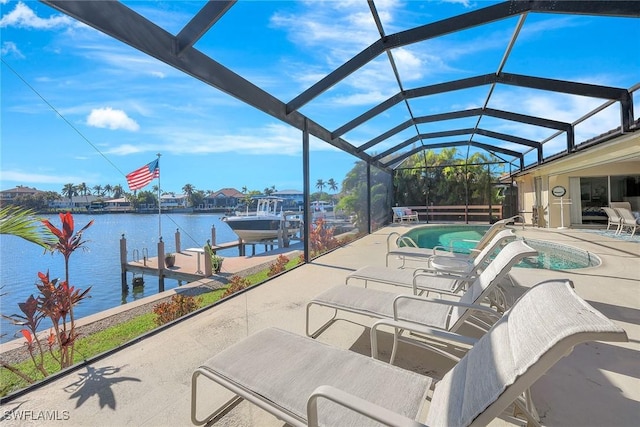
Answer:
1, 0, 638, 196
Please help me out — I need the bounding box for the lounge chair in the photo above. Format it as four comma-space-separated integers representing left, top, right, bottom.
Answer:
306, 239, 537, 342
601, 207, 623, 234
386, 214, 523, 267
615, 207, 638, 237
191, 280, 627, 426
347, 228, 517, 297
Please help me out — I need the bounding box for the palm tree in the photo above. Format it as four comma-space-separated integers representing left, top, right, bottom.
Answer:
104, 184, 113, 197
112, 184, 124, 198
242, 186, 247, 194
77, 182, 88, 196
93, 185, 103, 196
61, 183, 77, 207
315, 179, 326, 200
327, 178, 339, 193
182, 183, 195, 207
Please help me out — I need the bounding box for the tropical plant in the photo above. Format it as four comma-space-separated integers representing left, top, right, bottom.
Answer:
112, 184, 124, 198
182, 183, 195, 207
309, 218, 339, 257
327, 178, 339, 193
0, 206, 55, 249
222, 275, 251, 298
267, 254, 289, 277
61, 183, 77, 207
153, 294, 201, 326
1, 212, 94, 380
315, 179, 326, 196
205, 241, 224, 272
190, 190, 206, 209
40, 212, 94, 365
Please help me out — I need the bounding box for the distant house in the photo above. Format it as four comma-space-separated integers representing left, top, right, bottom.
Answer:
202, 188, 244, 210
104, 197, 132, 212
50, 194, 100, 210
273, 189, 304, 211
273, 189, 303, 204
160, 193, 189, 210
0, 185, 46, 204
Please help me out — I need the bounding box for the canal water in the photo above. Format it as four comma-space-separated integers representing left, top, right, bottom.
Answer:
0, 213, 246, 344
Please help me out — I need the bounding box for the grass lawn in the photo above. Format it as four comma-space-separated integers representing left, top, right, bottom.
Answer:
0, 257, 301, 397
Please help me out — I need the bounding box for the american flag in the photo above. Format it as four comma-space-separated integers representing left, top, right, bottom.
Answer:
126, 159, 160, 191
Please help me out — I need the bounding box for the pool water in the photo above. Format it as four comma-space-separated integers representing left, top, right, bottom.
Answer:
401, 225, 600, 270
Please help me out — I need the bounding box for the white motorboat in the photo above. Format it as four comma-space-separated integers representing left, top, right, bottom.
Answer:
222, 196, 301, 242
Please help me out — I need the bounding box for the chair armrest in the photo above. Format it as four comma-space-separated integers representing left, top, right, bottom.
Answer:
411, 271, 475, 295
413, 270, 474, 281
370, 318, 478, 360
447, 238, 480, 252
393, 294, 501, 319
307, 385, 424, 427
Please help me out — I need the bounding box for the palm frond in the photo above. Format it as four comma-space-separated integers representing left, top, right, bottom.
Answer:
0, 206, 56, 250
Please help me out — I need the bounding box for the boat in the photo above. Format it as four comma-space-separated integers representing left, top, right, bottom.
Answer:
222, 196, 302, 243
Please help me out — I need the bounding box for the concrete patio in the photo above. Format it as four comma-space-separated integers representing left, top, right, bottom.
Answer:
1, 224, 638, 426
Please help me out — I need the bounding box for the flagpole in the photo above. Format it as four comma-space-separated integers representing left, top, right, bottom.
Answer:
157, 153, 162, 241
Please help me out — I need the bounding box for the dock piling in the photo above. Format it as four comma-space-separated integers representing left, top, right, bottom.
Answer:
120, 234, 127, 293
158, 237, 165, 292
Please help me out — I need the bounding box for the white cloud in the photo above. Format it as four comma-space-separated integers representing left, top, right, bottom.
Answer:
0, 40, 23, 57
0, 1, 72, 29
0, 170, 92, 185
86, 108, 140, 131
104, 122, 340, 157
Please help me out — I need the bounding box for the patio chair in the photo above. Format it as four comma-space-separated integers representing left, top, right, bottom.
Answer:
306, 239, 537, 343
386, 214, 522, 267
191, 280, 627, 427
392, 206, 419, 223
615, 207, 638, 237
347, 228, 517, 297
601, 207, 623, 234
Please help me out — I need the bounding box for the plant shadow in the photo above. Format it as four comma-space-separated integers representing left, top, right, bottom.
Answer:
63, 365, 141, 409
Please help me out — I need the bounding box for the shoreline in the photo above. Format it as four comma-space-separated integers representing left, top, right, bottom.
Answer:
0, 252, 296, 365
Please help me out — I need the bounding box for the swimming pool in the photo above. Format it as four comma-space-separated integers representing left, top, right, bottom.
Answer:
401, 225, 601, 270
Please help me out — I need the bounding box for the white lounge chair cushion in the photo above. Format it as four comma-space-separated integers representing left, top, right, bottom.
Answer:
312, 285, 452, 329
199, 327, 432, 426
349, 265, 459, 292
426, 281, 626, 427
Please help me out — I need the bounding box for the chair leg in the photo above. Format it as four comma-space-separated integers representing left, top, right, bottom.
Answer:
191, 369, 244, 426
306, 303, 339, 338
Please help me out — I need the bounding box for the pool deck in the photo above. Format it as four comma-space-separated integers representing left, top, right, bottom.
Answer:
0, 223, 638, 426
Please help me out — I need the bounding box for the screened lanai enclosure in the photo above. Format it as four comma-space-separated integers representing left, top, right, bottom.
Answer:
35, 1, 640, 257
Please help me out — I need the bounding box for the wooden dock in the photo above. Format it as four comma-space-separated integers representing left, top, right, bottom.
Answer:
123, 242, 303, 290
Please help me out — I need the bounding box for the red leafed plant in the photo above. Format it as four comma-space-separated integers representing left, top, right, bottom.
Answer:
309, 218, 339, 257
1, 212, 93, 381
267, 254, 289, 277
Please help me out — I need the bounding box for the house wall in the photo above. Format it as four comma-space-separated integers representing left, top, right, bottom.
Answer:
514, 132, 640, 228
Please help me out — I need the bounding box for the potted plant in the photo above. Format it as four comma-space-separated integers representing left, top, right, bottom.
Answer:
164, 253, 175, 268
211, 254, 224, 273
